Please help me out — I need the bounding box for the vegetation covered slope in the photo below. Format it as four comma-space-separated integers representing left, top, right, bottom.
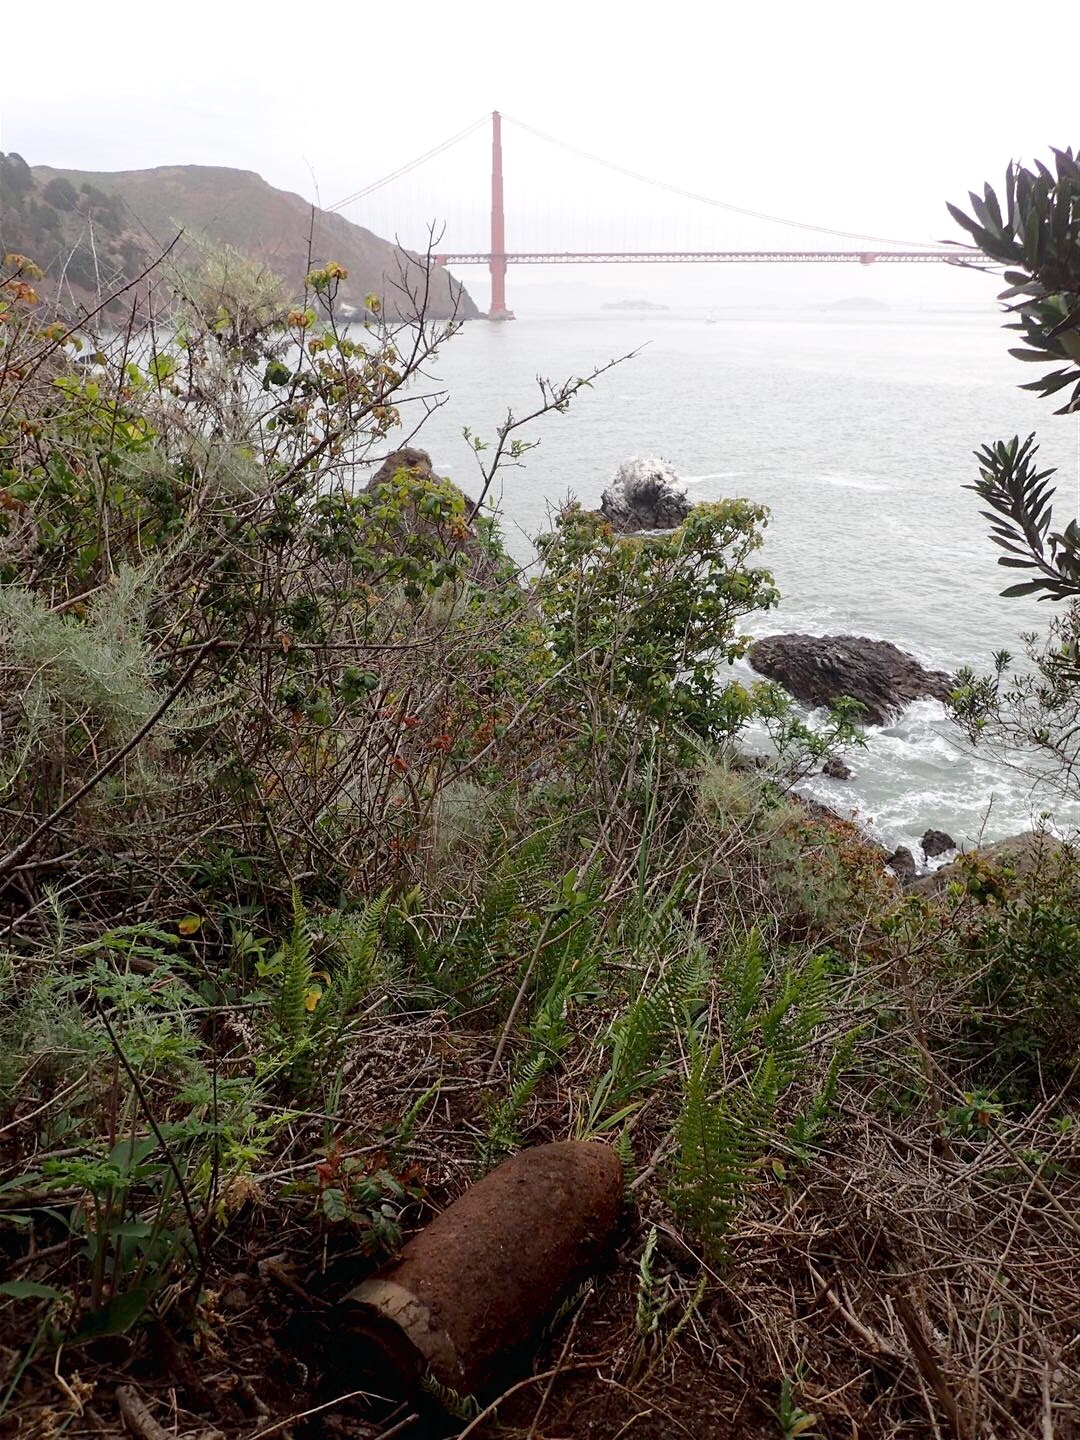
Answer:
0, 179, 1077, 1440
0, 150, 477, 320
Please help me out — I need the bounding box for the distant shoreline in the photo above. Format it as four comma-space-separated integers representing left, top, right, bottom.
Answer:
601, 299, 670, 312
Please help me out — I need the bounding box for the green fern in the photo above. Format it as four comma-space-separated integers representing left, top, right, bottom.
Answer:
670, 1040, 780, 1257
276, 891, 313, 1043
531, 864, 604, 1003
786, 1028, 855, 1160
272, 890, 395, 1097
543, 1279, 592, 1338
419, 1370, 479, 1420
527, 931, 600, 1061
605, 930, 710, 1102
758, 952, 827, 1088
388, 1079, 442, 1163
635, 1226, 666, 1337
473, 832, 552, 946
615, 1127, 636, 1193
419, 834, 554, 1008
480, 1051, 548, 1166
330, 889, 390, 1021
670, 939, 835, 1254
723, 927, 767, 1048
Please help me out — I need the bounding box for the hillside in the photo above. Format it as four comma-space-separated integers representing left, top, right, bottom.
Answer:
0, 152, 478, 320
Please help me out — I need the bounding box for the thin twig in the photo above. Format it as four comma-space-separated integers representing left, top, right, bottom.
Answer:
244, 1389, 394, 1439
453, 1364, 595, 1440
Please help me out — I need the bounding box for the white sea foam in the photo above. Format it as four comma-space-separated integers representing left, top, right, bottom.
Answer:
814, 472, 890, 492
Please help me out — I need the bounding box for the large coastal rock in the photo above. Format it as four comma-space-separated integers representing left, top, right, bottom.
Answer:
600, 457, 692, 533
367, 447, 463, 496
921, 828, 956, 859
749, 634, 954, 726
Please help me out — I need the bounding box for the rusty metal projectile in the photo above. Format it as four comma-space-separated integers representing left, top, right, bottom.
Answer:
340, 1140, 622, 1400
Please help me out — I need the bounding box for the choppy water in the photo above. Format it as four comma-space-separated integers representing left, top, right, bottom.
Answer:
390, 305, 1080, 854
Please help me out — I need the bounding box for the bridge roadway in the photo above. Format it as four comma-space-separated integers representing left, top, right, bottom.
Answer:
435, 249, 981, 266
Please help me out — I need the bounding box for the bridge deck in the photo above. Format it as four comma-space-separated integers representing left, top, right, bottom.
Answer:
435, 249, 982, 266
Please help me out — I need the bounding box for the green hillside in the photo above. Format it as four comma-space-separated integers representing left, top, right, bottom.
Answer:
0, 151, 477, 319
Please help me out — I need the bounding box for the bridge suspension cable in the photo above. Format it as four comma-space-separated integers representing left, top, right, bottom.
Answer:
501, 113, 938, 250
328, 114, 489, 212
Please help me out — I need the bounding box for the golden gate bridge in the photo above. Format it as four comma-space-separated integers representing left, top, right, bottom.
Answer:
330, 112, 982, 320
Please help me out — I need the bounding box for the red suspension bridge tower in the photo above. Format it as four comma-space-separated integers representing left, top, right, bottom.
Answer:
488, 110, 513, 321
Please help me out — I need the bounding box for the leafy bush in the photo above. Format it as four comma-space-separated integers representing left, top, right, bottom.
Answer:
952, 841, 1080, 1095
951, 149, 1080, 598
535, 498, 779, 749
0, 244, 550, 917
41, 177, 78, 212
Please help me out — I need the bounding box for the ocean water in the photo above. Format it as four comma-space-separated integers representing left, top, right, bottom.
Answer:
388, 305, 1080, 855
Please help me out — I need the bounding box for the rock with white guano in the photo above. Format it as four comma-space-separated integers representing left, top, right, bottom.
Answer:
600, 456, 692, 532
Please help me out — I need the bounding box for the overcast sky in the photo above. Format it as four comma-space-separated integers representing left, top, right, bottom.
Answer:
3, 0, 1077, 307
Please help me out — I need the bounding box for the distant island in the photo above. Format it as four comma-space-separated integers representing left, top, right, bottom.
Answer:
602, 299, 670, 312
0, 153, 477, 321
819, 296, 891, 312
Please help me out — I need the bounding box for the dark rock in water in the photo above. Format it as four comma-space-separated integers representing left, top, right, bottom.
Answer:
600, 456, 692, 532
886, 846, 917, 882
921, 828, 956, 859
749, 633, 954, 726
822, 757, 853, 780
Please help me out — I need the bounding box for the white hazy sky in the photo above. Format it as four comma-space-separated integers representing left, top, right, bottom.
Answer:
2, 0, 1077, 307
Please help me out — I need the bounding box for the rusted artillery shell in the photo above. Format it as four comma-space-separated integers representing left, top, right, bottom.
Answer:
340, 1140, 622, 1399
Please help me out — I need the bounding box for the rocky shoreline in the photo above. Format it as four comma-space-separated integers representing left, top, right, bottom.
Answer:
397, 447, 1052, 891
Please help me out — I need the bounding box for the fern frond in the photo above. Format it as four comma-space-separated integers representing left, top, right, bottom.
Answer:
334, 888, 390, 1017
759, 953, 827, 1089
635, 1226, 665, 1337
277, 890, 313, 1041
390, 1079, 442, 1161
419, 1371, 479, 1420
425, 836, 554, 1007
607, 933, 710, 1102
723, 927, 766, 1046
786, 1028, 855, 1159
481, 1051, 549, 1165
670, 1040, 779, 1256
615, 1127, 636, 1193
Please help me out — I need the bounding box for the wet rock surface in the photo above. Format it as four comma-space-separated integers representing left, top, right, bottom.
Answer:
749, 633, 955, 726
822, 757, 853, 780
921, 828, 956, 859
600, 456, 692, 532
885, 846, 918, 882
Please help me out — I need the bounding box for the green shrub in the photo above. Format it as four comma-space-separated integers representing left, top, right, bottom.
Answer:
535, 498, 779, 749
955, 844, 1080, 1095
